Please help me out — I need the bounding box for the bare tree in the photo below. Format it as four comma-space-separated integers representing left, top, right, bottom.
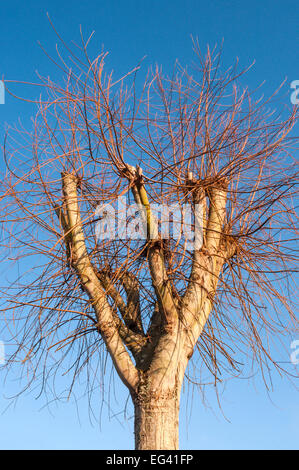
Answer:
1, 35, 298, 450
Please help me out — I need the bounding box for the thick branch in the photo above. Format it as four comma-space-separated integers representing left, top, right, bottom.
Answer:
182, 179, 228, 348
124, 165, 178, 328
98, 266, 144, 334
206, 181, 228, 251
120, 271, 144, 334
60, 173, 138, 391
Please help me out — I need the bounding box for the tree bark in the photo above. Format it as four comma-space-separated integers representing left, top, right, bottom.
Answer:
133, 388, 180, 450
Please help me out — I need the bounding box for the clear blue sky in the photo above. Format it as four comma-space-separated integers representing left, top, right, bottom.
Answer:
0, 0, 298, 450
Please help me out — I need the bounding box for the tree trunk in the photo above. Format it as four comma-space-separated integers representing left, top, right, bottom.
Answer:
133, 388, 180, 450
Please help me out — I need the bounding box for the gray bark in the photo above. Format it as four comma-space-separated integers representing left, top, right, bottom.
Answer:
133, 385, 180, 450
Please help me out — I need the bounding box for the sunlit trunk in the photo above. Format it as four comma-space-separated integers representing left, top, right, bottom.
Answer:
133, 388, 180, 450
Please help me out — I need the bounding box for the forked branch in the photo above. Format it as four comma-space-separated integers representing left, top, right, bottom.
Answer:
59, 172, 139, 391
